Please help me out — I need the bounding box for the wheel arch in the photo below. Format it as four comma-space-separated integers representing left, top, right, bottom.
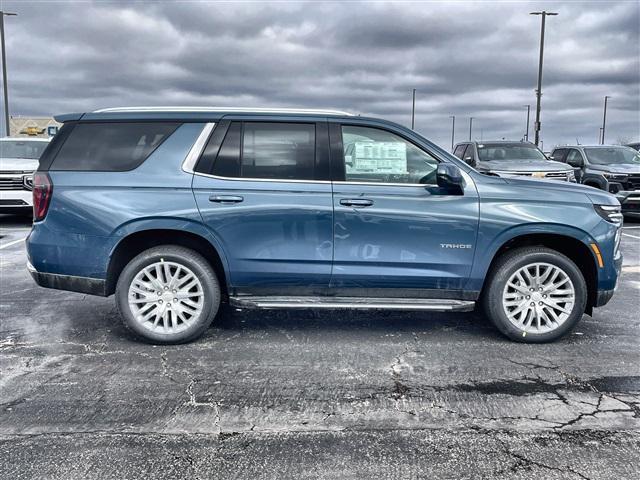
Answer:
106, 226, 230, 297
478, 231, 598, 313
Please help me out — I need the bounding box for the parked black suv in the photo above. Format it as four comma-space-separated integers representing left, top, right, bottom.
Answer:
550, 145, 640, 217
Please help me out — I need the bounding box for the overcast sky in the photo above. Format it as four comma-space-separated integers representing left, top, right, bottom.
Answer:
2, 0, 638, 149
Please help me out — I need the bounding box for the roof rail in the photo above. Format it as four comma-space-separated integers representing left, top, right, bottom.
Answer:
93, 106, 354, 116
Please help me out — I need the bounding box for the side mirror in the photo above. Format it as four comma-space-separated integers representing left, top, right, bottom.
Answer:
437, 163, 464, 193
464, 156, 476, 167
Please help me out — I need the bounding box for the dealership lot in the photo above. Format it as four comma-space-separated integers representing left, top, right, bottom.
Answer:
1, 215, 639, 479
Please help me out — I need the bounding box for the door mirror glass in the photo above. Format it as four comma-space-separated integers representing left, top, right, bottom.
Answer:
436, 163, 464, 193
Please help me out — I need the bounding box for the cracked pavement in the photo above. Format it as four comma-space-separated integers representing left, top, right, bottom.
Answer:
1, 215, 639, 479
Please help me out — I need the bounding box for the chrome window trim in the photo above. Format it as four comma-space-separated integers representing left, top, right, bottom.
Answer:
181, 123, 216, 174
192, 170, 331, 184
192, 165, 475, 189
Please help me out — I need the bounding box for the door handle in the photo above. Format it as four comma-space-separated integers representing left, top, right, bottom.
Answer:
209, 195, 244, 203
340, 198, 374, 207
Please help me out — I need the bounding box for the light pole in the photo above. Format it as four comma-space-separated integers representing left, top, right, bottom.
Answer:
449, 115, 455, 150
411, 88, 416, 130
523, 104, 531, 141
468, 117, 474, 141
530, 11, 558, 147
0, 11, 17, 137
601, 95, 611, 144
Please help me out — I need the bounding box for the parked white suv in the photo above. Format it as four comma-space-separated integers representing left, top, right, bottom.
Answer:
0, 137, 51, 215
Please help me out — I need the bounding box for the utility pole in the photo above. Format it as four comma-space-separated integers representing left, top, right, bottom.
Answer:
530, 11, 558, 147
601, 95, 610, 144
0, 11, 17, 137
468, 117, 474, 141
523, 104, 531, 141
449, 115, 455, 150
599, 127, 603, 144
411, 89, 416, 130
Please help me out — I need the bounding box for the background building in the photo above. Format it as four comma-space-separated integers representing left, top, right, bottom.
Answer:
8, 116, 60, 137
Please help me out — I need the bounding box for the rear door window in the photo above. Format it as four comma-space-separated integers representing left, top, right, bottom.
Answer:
241, 123, 315, 180
209, 122, 317, 181
51, 122, 179, 171
551, 148, 568, 162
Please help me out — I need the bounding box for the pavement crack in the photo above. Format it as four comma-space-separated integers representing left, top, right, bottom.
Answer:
497, 438, 591, 479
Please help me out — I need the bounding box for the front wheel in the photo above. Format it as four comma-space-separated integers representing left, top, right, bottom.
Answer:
483, 247, 587, 343
116, 245, 220, 344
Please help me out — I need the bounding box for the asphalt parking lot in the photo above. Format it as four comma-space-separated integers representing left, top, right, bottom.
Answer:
1, 214, 639, 479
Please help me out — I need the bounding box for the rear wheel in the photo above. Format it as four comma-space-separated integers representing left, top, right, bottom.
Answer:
483, 247, 587, 343
116, 245, 220, 344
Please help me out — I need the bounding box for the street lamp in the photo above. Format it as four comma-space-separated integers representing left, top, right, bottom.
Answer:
410, 88, 416, 130
530, 11, 558, 147
523, 104, 531, 141
449, 115, 455, 150
601, 95, 611, 145
468, 117, 474, 141
0, 11, 17, 137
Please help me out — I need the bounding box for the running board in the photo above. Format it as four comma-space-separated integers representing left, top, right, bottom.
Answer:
229, 296, 475, 312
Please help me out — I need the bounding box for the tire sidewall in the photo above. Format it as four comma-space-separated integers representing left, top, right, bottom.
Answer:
485, 249, 587, 343
116, 247, 220, 344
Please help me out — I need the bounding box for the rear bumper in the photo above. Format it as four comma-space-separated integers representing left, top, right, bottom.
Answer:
27, 261, 107, 296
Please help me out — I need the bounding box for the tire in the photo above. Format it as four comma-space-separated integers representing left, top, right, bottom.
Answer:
482, 246, 587, 343
115, 245, 221, 344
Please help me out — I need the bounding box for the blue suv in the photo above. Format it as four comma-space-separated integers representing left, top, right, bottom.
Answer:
26, 107, 623, 344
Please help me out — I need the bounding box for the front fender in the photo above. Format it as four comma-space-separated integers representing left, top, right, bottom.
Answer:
466, 222, 598, 292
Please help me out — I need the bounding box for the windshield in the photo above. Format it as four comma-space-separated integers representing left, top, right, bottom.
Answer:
584, 147, 640, 165
477, 143, 547, 162
0, 140, 48, 159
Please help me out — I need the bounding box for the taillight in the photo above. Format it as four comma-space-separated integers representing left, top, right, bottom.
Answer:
32, 172, 53, 221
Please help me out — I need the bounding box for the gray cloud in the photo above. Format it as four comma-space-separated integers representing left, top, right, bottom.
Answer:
2, 0, 639, 149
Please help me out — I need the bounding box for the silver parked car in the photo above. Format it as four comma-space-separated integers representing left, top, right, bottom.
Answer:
453, 141, 575, 181
0, 137, 51, 215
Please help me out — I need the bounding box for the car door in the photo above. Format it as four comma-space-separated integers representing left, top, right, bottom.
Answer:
192, 119, 334, 293
565, 149, 586, 183
328, 121, 479, 294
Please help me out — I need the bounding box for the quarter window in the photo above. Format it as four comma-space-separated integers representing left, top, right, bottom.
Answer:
51, 122, 179, 171
341, 126, 438, 185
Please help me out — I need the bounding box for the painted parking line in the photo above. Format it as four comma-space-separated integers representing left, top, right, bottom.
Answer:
622, 233, 640, 240
0, 237, 26, 250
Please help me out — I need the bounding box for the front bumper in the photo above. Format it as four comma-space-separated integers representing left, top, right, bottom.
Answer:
614, 190, 640, 216
595, 252, 623, 307
0, 189, 32, 212
27, 261, 107, 296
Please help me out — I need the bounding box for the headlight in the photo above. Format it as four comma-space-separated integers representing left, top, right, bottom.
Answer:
594, 204, 623, 225
603, 173, 628, 181
567, 170, 576, 181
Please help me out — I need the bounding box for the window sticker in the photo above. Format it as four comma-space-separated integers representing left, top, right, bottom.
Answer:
347, 142, 407, 174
